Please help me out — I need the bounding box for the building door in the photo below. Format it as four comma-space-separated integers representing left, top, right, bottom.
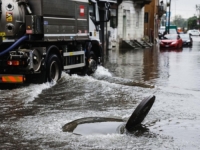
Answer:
123, 15, 126, 39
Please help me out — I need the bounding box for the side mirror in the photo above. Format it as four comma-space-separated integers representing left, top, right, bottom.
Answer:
103, 3, 111, 22
105, 11, 110, 22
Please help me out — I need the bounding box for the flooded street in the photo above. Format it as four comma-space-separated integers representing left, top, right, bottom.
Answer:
1, 37, 200, 149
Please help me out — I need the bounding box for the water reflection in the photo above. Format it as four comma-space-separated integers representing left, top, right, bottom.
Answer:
160, 48, 183, 53
105, 42, 200, 90
104, 45, 160, 85
73, 122, 122, 135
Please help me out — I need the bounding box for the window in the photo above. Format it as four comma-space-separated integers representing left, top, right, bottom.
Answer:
110, 16, 117, 28
144, 12, 148, 23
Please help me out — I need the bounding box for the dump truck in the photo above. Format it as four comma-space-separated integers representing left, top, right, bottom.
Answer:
0, 0, 116, 85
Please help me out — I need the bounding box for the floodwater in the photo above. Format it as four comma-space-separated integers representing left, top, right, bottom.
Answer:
0, 37, 200, 149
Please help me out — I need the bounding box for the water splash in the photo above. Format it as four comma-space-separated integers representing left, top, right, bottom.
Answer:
93, 66, 113, 77
0, 82, 55, 104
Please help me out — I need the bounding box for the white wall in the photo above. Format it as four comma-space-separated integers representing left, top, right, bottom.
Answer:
117, 1, 144, 41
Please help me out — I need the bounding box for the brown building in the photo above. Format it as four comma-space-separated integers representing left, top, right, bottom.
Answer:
144, 0, 166, 43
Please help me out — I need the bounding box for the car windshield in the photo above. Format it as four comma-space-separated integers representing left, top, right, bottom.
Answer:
180, 34, 190, 40
164, 34, 178, 40
169, 29, 177, 34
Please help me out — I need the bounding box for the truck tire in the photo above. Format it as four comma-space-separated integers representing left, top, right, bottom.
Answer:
46, 54, 62, 82
87, 52, 97, 75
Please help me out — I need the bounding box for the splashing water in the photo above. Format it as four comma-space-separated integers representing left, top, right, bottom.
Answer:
93, 66, 113, 77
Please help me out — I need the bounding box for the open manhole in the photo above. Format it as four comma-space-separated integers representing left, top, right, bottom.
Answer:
63, 95, 155, 135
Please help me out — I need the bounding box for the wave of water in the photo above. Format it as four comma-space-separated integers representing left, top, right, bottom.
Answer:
0, 82, 55, 105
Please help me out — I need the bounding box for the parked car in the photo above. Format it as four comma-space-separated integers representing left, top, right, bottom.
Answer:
187, 29, 200, 36
160, 34, 183, 48
158, 26, 166, 39
159, 26, 165, 34
180, 34, 193, 47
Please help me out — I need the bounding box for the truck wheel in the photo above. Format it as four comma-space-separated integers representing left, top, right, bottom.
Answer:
87, 52, 97, 75
46, 54, 61, 82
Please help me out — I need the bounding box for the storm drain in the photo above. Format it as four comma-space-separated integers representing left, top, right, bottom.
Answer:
62, 96, 156, 135
62, 117, 125, 135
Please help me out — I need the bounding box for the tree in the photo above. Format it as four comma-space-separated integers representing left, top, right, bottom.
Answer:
172, 15, 187, 28
187, 16, 198, 30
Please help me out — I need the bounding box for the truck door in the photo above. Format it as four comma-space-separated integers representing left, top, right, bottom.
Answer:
89, 1, 100, 42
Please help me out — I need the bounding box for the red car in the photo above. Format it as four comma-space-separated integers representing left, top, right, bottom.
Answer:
160, 34, 183, 48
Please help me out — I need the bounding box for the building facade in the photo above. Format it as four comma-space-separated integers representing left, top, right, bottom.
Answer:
117, 1, 145, 41
107, 0, 153, 48
144, 0, 167, 42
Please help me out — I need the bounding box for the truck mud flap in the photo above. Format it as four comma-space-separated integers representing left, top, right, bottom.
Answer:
0, 74, 25, 83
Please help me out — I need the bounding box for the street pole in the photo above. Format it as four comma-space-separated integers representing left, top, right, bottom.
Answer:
174, 0, 179, 26
199, 6, 200, 30
196, 4, 200, 30
167, 0, 171, 34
